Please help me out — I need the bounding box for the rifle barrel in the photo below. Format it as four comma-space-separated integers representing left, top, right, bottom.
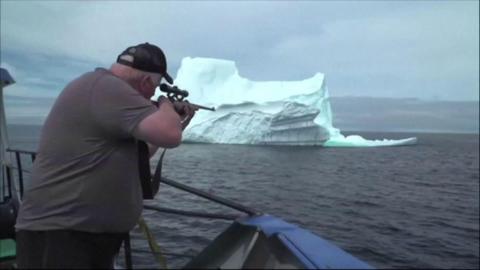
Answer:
151, 100, 215, 111
191, 103, 215, 111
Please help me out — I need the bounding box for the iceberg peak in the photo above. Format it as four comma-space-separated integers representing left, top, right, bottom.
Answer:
175, 57, 325, 106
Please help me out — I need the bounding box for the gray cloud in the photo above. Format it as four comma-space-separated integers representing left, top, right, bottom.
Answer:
1, 1, 478, 127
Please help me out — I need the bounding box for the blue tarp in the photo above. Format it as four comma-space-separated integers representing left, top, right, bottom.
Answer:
240, 215, 374, 269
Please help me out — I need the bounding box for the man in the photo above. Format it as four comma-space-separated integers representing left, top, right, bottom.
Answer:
15, 43, 196, 268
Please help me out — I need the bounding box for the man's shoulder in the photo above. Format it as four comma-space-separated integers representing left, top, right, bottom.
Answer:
56, 68, 131, 103
67, 68, 115, 88
75, 68, 122, 85
90, 68, 121, 85
91, 68, 133, 92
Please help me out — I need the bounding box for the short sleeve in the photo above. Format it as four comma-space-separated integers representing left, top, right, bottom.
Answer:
91, 74, 157, 138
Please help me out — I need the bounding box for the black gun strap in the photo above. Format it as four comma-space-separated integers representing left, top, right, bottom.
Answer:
151, 148, 167, 195
137, 140, 153, 199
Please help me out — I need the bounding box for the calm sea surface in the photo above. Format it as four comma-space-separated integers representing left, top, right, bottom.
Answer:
6, 124, 480, 269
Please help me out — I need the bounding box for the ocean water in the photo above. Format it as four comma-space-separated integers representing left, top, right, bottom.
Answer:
5, 124, 480, 269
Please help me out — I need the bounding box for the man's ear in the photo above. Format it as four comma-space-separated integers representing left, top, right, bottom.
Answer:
140, 75, 151, 88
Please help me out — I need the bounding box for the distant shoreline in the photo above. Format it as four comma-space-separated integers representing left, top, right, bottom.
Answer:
7, 123, 479, 136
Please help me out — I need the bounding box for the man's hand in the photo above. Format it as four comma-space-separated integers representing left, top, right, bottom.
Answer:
173, 101, 198, 130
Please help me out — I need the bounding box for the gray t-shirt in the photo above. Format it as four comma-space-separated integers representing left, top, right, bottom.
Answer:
15, 68, 157, 233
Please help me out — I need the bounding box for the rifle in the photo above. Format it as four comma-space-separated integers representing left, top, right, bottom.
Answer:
157, 83, 215, 111
140, 84, 214, 199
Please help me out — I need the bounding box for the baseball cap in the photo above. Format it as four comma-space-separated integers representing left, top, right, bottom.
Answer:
117, 42, 173, 84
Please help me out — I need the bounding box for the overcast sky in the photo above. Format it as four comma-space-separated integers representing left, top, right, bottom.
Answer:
1, 0, 478, 101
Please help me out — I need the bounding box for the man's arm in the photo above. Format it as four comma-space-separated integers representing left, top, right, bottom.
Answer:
133, 99, 183, 148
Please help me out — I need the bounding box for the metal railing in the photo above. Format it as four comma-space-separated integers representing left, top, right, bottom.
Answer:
5, 148, 36, 199
3, 148, 261, 269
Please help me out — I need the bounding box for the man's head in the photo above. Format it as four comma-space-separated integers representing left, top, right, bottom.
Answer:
111, 43, 173, 99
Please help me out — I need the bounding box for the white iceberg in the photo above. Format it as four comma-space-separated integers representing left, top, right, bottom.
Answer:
167, 57, 416, 147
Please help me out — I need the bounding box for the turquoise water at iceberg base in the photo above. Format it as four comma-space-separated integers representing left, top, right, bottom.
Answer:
7, 124, 479, 269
